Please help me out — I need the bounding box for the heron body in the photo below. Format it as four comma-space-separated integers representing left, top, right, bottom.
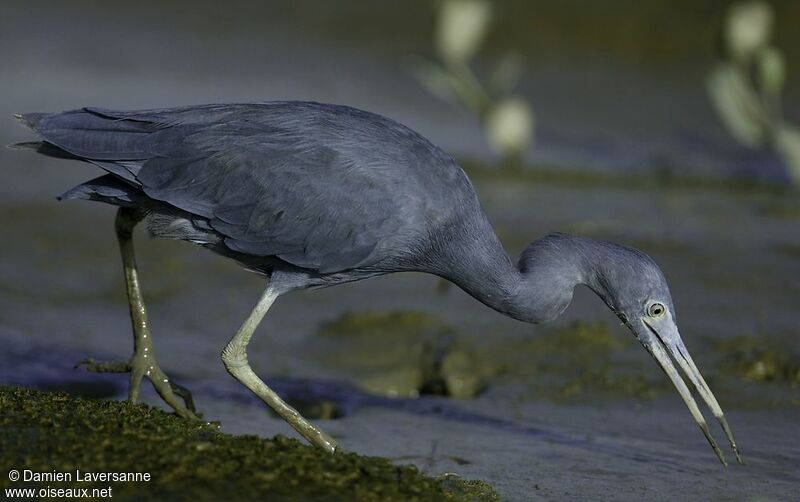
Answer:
13, 101, 740, 464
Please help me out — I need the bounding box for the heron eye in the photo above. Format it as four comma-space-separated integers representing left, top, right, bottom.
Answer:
648, 302, 666, 318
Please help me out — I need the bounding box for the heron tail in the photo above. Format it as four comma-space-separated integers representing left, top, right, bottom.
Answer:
14, 112, 51, 131
6, 140, 83, 160
10, 112, 82, 157
9, 108, 154, 183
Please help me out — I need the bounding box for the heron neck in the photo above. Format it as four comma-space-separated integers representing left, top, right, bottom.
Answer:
442, 232, 592, 324
442, 232, 590, 323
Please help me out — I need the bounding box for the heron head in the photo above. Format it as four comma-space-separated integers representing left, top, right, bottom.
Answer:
589, 244, 742, 466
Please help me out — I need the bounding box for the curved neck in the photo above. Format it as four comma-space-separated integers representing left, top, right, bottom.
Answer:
441, 232, 600, 324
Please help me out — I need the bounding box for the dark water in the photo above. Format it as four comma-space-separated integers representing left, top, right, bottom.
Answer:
1, 2, 800, 500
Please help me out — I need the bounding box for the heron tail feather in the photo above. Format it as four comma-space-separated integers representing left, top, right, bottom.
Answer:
14, 112, 51, 131
7, 140, 83, 160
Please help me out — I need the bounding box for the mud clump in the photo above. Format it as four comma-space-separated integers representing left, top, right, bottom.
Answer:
485, 321, 662, 401
715, 336, 800, 386
315, 314, 661, 402
314, 311, 495, 399
0, 386, 497, 501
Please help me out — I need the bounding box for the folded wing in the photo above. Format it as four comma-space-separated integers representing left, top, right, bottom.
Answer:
18, 104, 432, 273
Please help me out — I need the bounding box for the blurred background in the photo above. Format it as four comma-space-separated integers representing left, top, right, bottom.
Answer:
1, 1, 799, 500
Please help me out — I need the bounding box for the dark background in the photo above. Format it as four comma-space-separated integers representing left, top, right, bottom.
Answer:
1, 2, 799, 500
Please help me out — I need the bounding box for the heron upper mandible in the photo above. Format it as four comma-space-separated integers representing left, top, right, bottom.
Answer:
12, 101, 741, 465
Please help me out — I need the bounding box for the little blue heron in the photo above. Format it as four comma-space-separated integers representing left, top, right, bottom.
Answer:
13, 101, 740, 464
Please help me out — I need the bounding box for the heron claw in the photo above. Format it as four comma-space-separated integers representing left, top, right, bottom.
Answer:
169, 381, 197, 414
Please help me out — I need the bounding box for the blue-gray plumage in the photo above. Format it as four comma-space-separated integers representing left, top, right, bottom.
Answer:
13, 101, 740, 464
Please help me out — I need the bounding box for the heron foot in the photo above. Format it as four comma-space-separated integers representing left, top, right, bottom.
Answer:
76, 354, 198, 418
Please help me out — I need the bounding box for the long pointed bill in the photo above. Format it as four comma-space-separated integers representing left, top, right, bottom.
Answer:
641, 331, 727, 466
671, 338, 742, 464
640, 318, 741, 466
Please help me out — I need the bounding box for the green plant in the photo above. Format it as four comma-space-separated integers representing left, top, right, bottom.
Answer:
414, 0, 534, 166
707, 0, 800, 186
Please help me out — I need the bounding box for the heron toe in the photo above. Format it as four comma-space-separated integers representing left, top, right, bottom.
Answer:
76, 358, 132, 374
77, 353, 198, 419
132, 355, 198, 420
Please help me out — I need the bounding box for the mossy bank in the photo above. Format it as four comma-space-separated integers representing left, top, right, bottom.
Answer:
0, 386, 496, 501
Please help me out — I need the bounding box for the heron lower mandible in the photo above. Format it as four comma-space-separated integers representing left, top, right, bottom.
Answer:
12, 101, 741, 465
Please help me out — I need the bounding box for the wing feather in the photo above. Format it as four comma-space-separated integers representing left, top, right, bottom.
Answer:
21, 102, 468, 273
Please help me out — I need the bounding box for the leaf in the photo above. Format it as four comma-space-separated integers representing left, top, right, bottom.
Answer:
411, 59, 490, 117
411, 58, 459, 104
757, 46, 785, 97
774, 124, 800, 187
706, 63, 769, 147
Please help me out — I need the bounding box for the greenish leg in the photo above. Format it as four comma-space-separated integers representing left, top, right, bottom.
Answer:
221, 284, 339, 453
77, 207, 197, 419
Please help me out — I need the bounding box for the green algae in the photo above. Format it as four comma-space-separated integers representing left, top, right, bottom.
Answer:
516, 326, 800, 407
483, 322, 663, 401
0, 386, 497, 501
714, 336, 800, 387
697, 335, 800, 408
